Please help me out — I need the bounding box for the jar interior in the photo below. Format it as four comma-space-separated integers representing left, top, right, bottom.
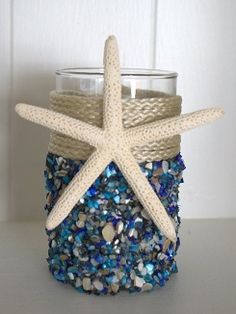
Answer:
56, 68, 177, 97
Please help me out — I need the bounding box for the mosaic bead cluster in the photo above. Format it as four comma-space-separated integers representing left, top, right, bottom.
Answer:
44, 152, 185, 295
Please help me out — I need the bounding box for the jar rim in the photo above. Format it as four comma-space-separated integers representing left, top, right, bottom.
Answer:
55, 67, 178, 79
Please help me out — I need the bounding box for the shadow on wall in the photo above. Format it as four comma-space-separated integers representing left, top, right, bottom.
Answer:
10, 70, 56, 221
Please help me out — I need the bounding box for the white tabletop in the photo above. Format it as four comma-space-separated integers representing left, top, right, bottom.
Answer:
0, 219, 235, 314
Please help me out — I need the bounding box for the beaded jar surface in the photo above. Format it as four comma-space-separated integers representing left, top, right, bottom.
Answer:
44, 152, 185, 294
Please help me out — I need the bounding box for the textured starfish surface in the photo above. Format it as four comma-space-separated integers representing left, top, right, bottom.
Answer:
15, 36, 224, 242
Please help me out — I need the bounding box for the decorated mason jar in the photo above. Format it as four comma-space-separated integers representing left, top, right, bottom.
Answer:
44, 71, 185, 293
15, 36, 223, 295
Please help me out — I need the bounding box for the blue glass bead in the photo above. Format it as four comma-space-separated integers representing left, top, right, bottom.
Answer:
60, 229, 71, 239
129, 243, 139, 252
87, 199, 99, 209
146, 263, 154, 275
94, 178, 101, 187
110, 181, 118, 189
171, 261, 178, 273
54, 270, 65, 282
94, 254, 104, 264
159, 185, 168, 197
105, 164, 116, 177
168, 205, 177, 214
113, 195, 120, 204
62, 176, 70, 184
121, 276, 127, 286
144, 273, 152, 282
67, 266, 80, 275
47, 157, 54, 166
118, 183, 127, 192
162, 269, 170, 280
104, 191, 113, 199
87, 186, 97, 197
46, 179, 54, 190
105, 276, 113, 284
128, 220, 135, 228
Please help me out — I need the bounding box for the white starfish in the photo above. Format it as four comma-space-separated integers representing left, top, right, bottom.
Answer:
15, 35, 224, 242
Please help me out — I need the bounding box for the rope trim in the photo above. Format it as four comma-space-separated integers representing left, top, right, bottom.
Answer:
48, 90, 182, 162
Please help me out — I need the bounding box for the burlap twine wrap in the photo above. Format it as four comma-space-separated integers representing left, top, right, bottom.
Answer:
48, 89, 182, 163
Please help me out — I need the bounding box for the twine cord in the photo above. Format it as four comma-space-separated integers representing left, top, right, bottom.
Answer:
48, 90, 182, 162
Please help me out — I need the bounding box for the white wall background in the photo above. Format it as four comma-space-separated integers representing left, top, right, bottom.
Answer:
0, 0, 235, 221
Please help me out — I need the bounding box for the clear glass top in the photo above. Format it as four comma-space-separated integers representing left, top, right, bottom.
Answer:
56, 68, 178, 97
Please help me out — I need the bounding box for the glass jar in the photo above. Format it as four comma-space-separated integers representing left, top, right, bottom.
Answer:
44, 68, 185, 295
56, 68, 177, 96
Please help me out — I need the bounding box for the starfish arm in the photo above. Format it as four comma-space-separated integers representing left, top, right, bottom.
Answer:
46, 149, 112, 230
103, 36, 122, 131
114, 148, 177, 242
126, 107, 224, 147
15, 103, 104, 147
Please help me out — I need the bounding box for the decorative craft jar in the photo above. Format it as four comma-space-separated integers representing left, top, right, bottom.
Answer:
16, 36, 222, 295
44, 67, 186, 294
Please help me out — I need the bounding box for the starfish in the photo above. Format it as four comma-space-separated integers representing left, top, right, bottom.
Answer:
15, 35, 224, 242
